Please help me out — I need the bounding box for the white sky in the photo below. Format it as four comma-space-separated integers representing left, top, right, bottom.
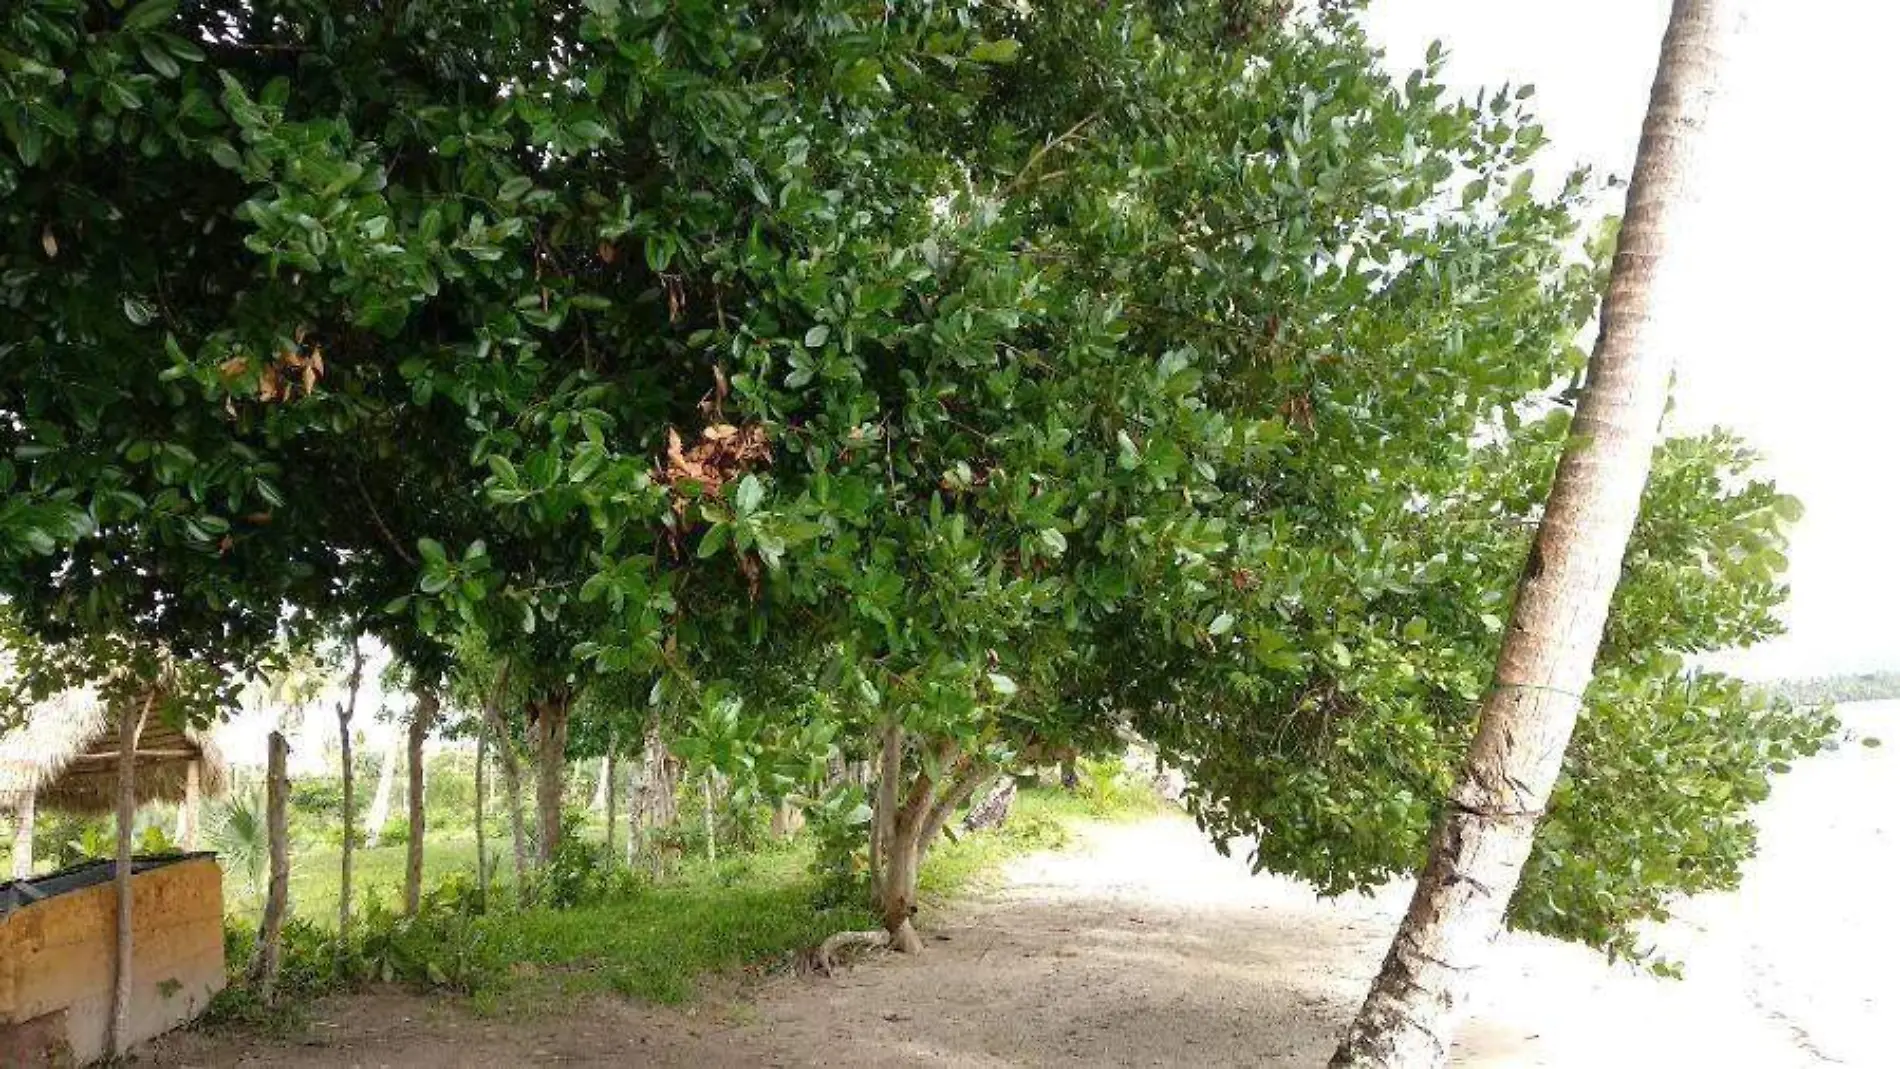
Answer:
1369, 1, 1899, 680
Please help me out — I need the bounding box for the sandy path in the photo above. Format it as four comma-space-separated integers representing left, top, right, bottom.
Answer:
148, 703, 1893, 1067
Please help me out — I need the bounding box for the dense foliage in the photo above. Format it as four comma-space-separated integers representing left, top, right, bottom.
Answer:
1, 0, 1833, 962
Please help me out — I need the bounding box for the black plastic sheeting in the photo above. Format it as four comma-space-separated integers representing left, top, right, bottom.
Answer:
0, 852, 219, 917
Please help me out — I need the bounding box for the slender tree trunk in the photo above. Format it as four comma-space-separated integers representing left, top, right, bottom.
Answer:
365, 729, 398, 846
865, 732, 992, 956
172, 759, 201, 850
869, 719, 901, 901
770, 800, 804, 839
475, 731, 489, 902
478, 660, 530, 894
404, 688, 438, 917
962, 776, 1017, 833
1331, 5, 1732, 1064
602, 743, 617, 863
109, 691, 152, 1059
11, 791, 34, 879
336, 638, 364, 943
590, 754, 610, 812
634, 744, 649, 869
533, 690, 572, 867
701, 774, 718, 863
250, 730, 291, 1005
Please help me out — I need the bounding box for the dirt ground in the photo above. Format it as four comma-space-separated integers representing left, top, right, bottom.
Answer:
144, 704, 1894, 1068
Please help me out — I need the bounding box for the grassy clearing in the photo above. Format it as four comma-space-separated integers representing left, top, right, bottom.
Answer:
207, 774, 1162, 1023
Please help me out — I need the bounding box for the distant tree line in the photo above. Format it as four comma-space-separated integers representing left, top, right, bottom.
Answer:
1757, 671, 1900, 707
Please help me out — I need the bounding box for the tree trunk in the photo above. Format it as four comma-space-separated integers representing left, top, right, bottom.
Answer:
109, 692, 151, 1060
173, 759, 201, 850
365, 729, 398, 846
701, 774, 717, 864
337, 638, 364, 943
864, 730, 993, 956
1331, 5, 1731, 1064
250, 730, 291, 1005
533, 689, 572, 867
11, 791, 34, 879
478, 660, 530, 895
634, 744, 649, 869
404, 687, 438, 917
1058, 751, 1079, 792
475, 731, 488, 902
770, 800, 804, 840
602, 744, 617, 863
590, 754, 610, 812
962, 776, 1016, 833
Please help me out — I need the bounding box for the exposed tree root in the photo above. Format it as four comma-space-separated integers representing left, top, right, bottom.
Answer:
813, 928, 892, 976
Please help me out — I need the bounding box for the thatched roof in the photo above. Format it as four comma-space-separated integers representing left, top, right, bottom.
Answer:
0, 689, 229, 816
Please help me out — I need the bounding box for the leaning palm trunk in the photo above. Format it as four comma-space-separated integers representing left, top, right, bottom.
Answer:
1331, 3, 1734, 1065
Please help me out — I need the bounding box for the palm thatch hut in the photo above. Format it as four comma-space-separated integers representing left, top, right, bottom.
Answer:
1, 688, 227, 877
1, 689, 230, 1064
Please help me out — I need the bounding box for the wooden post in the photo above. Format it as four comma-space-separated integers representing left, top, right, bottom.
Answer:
602, 742, 617, 866
173, 758, 201, 850
10, 791, 34, 879
110, 692, 152, 1059
337, 634, 365, 944
404, 688, 438, 918
702, 775, 717, 864
250, 731, 290, 1003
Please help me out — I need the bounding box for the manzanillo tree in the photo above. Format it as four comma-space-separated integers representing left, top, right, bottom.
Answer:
1, 0, 1830, 987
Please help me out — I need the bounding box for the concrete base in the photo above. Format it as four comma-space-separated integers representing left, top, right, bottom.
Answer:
1, 855, 225, 1066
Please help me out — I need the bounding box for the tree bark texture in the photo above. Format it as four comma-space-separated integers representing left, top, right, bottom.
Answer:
250, 730, 291, 1005
533, 689, 572, 867
475, 731, 489, 901
478, 660, 531, 894
962, 776, 1017, 833
1331, 4, 1733, 1064
701, 774, 722, 863
109, 692, 151, 1059
867, 729, 993, 954
404, 687, 439, 917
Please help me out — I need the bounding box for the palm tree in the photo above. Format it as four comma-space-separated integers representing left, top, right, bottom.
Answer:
1330, 2, 1737, 1065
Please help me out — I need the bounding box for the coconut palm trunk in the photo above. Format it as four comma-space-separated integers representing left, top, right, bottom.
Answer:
1330, 3, 1734, 1065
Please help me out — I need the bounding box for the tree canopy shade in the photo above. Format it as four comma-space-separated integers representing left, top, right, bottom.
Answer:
0, 0, 1833, 960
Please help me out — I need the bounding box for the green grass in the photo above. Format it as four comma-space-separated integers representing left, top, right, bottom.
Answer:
37, 764, 1166, 1026
461, 844, 864, 1010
